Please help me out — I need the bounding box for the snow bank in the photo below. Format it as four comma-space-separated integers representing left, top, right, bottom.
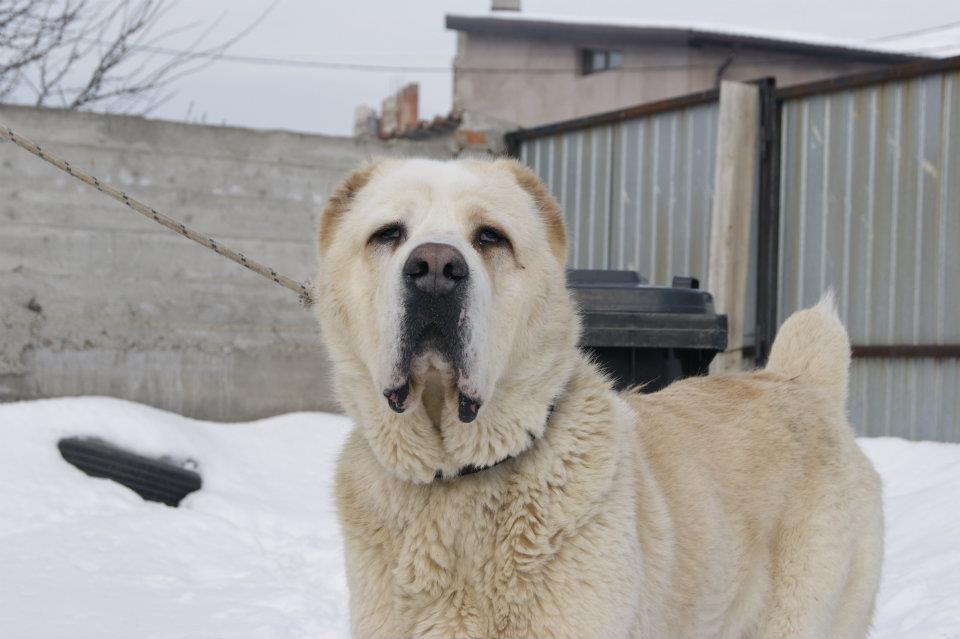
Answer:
0, 397, 957, 637
0, 397, 352, 639
859, 438, 960, 638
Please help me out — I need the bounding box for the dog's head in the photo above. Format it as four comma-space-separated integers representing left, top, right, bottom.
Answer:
315, 158, 579, 481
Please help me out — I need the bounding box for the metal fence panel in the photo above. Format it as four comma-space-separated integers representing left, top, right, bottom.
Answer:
519, 99, 761, 344
850, 358, 960, 441
779, 70, 960, 441
520, 102, 720, 282
522, 126, 613, 269
608, 104, 719, 283
520, 101, 757, 344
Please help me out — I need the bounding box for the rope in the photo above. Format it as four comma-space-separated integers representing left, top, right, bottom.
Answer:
0, 122, 314, 307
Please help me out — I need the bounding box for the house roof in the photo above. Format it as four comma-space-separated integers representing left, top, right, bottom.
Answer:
445, 13, 928, 64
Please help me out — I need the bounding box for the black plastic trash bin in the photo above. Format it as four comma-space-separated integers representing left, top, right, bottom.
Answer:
567, 270, 728, 392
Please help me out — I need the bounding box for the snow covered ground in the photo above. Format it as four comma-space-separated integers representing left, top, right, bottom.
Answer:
0, 397, 957, 638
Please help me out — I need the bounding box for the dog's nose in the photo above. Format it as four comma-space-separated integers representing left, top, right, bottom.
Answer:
403, 242, 468, 296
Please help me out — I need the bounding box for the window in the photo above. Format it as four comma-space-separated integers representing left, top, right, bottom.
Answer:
581, 48, 623, 75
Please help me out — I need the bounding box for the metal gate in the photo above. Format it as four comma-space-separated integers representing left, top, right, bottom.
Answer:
776, 61, 960, 440
509, 57, 960, 442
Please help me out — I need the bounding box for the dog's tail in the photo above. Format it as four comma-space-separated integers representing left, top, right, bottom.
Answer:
765, 291, 850, 408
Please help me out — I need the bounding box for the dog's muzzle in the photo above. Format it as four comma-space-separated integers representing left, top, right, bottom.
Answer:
382, 242, 482, 423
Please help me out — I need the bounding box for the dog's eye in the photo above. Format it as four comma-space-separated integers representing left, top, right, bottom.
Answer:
369, 223, 405, 246
475, 226, 507, 247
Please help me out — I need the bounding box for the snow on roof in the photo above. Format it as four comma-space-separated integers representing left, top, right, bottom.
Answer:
446, 12, 945, 60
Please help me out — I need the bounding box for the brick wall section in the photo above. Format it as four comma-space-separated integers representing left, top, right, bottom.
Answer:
0, 105, 451, 421
397, 84, 419, 132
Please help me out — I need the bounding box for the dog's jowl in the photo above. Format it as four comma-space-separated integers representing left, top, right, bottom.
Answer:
313, 158, 883, 639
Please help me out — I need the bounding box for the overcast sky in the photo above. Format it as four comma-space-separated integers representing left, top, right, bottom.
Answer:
64, 0, 960, 136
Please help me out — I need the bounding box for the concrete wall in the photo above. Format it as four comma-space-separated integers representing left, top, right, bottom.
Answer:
453, 33, 891, 127
0, 105, 451, 421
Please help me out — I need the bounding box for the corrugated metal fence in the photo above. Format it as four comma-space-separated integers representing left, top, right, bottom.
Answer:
518, 94, 720, 282
516, 94, 759, 346
509, 58, 960, 442
777, 67, 960, 440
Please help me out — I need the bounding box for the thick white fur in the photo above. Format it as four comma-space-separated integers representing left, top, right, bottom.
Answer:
314, 158, 883, 638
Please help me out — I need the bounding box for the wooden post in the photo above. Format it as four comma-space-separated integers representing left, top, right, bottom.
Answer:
709, 81, 759, 373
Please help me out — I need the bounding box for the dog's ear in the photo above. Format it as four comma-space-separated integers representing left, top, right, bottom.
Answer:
318, 161, 380, 253
495, 158, 567, 262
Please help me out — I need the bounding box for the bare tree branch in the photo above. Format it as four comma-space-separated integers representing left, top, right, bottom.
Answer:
0, 0, 275, 114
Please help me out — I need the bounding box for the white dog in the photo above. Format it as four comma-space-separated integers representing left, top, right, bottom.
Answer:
313, 157, 883, 638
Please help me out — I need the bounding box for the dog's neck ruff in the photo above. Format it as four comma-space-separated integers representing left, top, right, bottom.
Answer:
434, 431, 535, 481
433, 405, 555, 482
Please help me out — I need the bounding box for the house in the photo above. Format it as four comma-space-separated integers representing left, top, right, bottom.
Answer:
445, 9, 925, 127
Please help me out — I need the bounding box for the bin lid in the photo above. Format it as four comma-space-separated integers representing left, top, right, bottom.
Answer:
566, 270, 728, 351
